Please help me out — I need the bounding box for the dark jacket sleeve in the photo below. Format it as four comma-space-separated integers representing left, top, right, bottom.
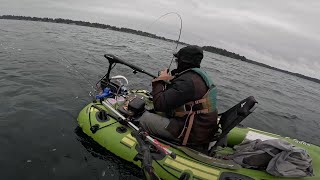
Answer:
152, 74, 195, 112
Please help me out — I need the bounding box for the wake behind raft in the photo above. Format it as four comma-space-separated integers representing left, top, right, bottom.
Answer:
77, 54, 318, 180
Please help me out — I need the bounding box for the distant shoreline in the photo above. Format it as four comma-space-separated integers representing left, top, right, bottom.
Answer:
1, 15, 319, 84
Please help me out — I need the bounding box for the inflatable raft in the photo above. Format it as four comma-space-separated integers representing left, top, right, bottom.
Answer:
77, 54, 319, 180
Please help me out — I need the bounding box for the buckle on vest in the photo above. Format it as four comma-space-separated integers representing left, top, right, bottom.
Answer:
184, 104, 192, 111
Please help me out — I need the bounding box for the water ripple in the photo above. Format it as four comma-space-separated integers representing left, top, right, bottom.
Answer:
1, 19, 320, 179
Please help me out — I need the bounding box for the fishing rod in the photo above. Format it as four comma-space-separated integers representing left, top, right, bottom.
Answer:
99, 13, 184, 84
101, 101, 176, 159
95, 102, 179, 180
147, 12, 183, 71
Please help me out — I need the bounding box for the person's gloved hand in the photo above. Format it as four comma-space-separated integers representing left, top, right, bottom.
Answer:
158, 68, 169, 76
152, 68, 174, 82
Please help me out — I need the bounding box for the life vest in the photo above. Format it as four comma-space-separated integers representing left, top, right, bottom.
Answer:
173, 68, 217, 145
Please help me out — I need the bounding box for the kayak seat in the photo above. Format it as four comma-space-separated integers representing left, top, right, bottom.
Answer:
208, 96, 258, 157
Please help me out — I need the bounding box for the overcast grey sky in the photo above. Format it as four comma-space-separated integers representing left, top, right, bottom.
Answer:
1, 0, 319, 79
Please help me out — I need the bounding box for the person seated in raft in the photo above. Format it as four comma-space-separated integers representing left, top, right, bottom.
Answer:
139, 45, 219, 146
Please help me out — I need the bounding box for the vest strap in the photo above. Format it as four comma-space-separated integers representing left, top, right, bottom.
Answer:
175, 108, 209, 117
185, 98, 207, 106
182, 112, 195, 146
172, 68, 217, 146
176, 107, 209, 145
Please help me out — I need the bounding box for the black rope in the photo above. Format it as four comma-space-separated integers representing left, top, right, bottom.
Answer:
154, 159, 180, 179
88, 106, 93, 127
96, 122, 118, 131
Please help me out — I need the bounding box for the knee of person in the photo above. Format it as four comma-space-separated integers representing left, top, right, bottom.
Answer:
139, 113, 149, 128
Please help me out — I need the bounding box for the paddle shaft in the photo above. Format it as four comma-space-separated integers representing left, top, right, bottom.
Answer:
101, 101, 176, 159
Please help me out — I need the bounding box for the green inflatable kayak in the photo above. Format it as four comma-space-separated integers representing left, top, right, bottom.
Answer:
77, 54, 319, 180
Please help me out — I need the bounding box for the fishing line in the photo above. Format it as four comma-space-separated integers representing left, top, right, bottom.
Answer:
56, 49, 98, 97
87, 53, 115, 80
146, 12, 183, 70
30, 21, 99, 99
28, 19, 186, 179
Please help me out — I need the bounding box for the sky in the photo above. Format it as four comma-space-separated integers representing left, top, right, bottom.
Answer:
1, 0, 319, 79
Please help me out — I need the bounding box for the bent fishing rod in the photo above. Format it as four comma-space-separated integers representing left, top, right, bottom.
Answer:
147, 12, 183, 70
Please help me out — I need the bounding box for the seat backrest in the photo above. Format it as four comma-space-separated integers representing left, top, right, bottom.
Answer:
209, 96, 258, 156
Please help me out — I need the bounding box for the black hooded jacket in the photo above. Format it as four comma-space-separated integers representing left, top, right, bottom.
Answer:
152, 68, 218, 144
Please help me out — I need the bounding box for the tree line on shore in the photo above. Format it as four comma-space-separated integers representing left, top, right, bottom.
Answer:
0, 15, 182, 43
1, 15, 319, 83
0, 15, 246, 60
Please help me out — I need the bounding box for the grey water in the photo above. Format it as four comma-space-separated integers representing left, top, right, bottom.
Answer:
1, 19, 319, 180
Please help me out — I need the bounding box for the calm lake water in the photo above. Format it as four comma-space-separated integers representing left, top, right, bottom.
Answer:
1, 19, 319, 180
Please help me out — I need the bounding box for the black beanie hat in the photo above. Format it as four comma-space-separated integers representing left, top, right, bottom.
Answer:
173, 45, 203, 67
